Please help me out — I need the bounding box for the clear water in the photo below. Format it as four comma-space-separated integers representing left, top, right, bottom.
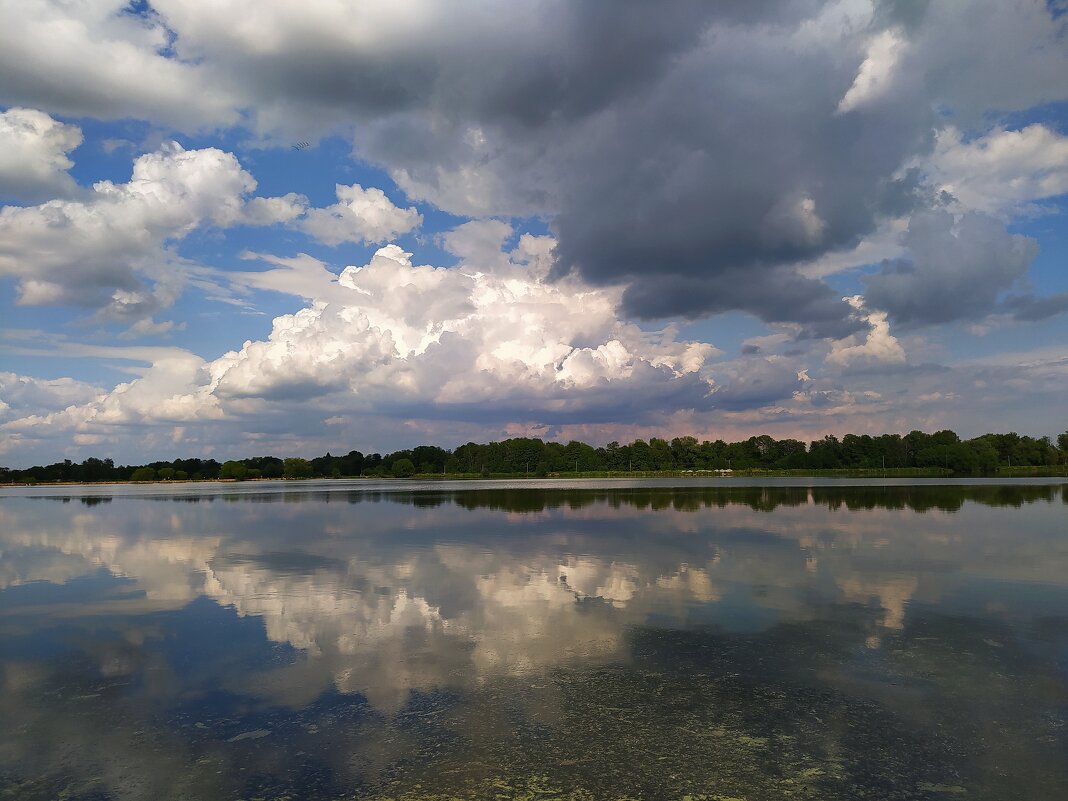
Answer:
1, 480, 1066, 800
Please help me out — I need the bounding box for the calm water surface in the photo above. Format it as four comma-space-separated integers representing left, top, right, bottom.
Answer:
1, 479, 1066, 800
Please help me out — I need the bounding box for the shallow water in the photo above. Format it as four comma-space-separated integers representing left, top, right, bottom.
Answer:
1, 480, 1066, 800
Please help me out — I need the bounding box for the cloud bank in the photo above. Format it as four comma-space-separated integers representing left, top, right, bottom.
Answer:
2, 0, 1065, 330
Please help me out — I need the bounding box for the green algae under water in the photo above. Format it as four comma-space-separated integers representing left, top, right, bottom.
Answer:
1, 480, 1066, 800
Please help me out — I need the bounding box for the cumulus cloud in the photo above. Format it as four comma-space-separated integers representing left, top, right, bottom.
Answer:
0, 372, 103, 423
240, 192, 308, 225
2, 349, 220, 438
440, 219, 516, 267
1, 231, 722, 450
863, 211, 1040, 326
920, 124, 1068, 216
0, 141, 255, 319
837, 28, 907, 114
298, 184, 421, 246
793, 120, 1068, 299
0, 0, 237, 128
240, 185, 420, 245
826, 296, 906, 366
0, 107, 82, 201
0, 138, 419, 323
209, 242, 718, 417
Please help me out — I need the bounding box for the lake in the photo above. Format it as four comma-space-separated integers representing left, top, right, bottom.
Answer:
1, 479, 1066, 800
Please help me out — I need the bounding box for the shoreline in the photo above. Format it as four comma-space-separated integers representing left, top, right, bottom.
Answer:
3, 465, 1068, 488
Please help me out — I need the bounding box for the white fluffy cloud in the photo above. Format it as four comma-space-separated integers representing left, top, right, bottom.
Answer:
922, 124, 1068, 216
1, 230, 720, 449
240, 192, 308, 225
0, 0, 237, 128
209, 241, 716, 412
2, 349, 220, 440
0, 372, 103, 423
826, 296, 906, 367
298, 184, 421, 246
837, 28, 907, 114
240, 184, 421, 245
0, 138, 418, 323
0, 141, 255, 319
0, 107, 82, 201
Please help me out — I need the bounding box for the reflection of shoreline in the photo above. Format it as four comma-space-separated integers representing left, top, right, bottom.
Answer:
6, 476, 1068, 492
432, 484, 1068, 513
16, 483, 1058, 513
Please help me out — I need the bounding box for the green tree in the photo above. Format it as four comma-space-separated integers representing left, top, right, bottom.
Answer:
130, 467, 156, 481
964, 438, 999, 473
157, 467, 175, 480
283, 457, 313, 479
220, 460, 248, 480
648, 438, 674, 470
392, 458, 416, 478
627, 439, 653, 471
670, 436, 699, 468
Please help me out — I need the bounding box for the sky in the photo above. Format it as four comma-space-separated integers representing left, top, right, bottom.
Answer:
0, 0, 1067, 467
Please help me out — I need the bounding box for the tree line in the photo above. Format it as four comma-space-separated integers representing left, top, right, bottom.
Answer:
3, 429, 1067, 484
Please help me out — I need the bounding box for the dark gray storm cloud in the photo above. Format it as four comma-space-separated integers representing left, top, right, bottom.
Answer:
545, 27, 931, 334
619, 269, 863, 340
4, 0, 1067, 332
709, 358, 806, 412
1000, 292, 1068, 322
307, 0, 1060, 332
318, 0, 929, 334
864, 211, 1040, 326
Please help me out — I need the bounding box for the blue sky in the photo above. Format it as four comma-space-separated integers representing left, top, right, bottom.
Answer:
1, 0, 1067, 466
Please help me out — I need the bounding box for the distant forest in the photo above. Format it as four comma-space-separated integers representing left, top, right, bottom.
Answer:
4, 429, 1068, 484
